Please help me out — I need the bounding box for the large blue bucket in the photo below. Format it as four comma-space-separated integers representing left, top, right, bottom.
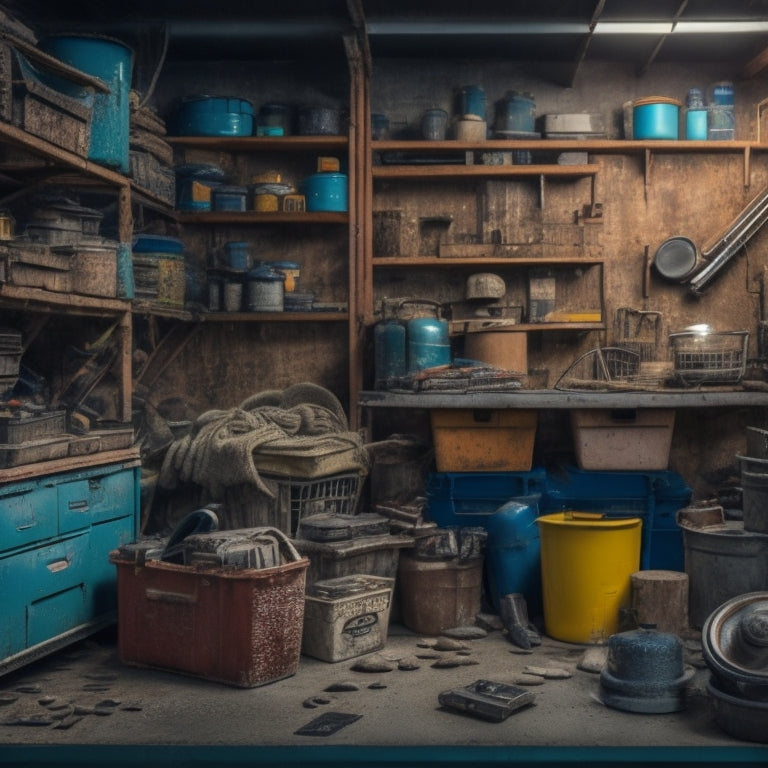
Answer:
39, 35, 134, 173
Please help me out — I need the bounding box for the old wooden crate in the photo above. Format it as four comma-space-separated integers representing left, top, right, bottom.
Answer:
52, 241, 118, 298
11, 51, 92, 157
1, 242, 72, 292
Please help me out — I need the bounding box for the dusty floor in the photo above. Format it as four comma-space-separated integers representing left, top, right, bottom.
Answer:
1, 621, 767, 768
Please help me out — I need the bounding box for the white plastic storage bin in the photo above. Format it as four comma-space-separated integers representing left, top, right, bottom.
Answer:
570, 408, 675, 471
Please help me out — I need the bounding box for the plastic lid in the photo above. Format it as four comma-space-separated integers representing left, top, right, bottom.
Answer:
247, 264, 284, 281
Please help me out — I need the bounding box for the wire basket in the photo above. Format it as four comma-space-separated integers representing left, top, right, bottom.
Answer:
669, 330, 749, 385
267, 471, 364, 536
554, 347, 641, 391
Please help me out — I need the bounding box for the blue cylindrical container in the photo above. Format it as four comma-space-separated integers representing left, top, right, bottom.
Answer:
39, 35, 134, 173
460, 85, 486, 121
223, 241, 251, 271
633, 97, 681, 140
686, 109, 708, 140
374, 316, 407, 389
401, 299, 450, 374
495, 91, 536, 134
301, 173, 348, 212
175, 96, 254, 137
484, 497, 543, 617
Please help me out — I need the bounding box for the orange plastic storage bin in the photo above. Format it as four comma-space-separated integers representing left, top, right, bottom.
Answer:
430, 408, 537, 472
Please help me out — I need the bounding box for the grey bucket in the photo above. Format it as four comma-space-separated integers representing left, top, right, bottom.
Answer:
738, 455, 768, 534
676, 505, 768, 629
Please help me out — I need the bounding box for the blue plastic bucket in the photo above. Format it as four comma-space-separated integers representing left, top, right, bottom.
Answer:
633, 97, 681, 140
39, 35, 134, 173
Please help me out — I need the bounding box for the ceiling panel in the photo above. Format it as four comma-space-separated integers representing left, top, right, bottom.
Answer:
3, 0, 768, 75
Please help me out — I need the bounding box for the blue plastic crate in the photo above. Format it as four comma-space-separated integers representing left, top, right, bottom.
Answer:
426, 468, 547, 528
540, 465, 691, 571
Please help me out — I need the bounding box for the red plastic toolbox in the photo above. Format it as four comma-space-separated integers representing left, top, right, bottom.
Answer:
110, 529, 309, 687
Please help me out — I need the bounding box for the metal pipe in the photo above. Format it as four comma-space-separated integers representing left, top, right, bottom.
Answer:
688, 184, 768, 294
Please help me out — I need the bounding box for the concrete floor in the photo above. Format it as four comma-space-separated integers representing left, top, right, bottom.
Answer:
1, 621, 768, 768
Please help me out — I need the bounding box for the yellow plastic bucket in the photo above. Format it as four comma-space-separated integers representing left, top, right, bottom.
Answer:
536, 511, 642, 644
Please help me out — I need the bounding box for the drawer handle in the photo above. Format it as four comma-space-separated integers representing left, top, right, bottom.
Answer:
16, 522, 36, 531
145, 588, 197, 605
46, 559, 70, 573
68, 500, 89, 512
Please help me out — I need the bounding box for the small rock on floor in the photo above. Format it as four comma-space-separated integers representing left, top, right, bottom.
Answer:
511, 674, 546, 686
442, 626, 488, 640
397, 656, 421, 671
350, 656, 395, 673
434, 637, 470, 652
578, 646, 608, 673
323, 682, 359, 692
524, 665, 572, 679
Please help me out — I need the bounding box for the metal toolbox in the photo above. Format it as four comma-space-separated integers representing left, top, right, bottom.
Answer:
0, 410, 66, 444
302, 574, 395, 662
296, 512, 390, 542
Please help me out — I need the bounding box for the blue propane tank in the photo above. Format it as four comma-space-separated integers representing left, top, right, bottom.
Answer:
374, 302, 407, 389
400, 299, 451, 374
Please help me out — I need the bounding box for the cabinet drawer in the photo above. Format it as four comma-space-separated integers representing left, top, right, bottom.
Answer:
58, 466, 136, 533
0, 532, 89, 657
0, 482, 58, 551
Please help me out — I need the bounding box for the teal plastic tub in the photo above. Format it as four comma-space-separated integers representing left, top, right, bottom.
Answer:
39, 34, 134, 172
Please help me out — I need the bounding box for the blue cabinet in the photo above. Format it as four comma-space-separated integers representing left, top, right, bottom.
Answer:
0, 458, 140, 676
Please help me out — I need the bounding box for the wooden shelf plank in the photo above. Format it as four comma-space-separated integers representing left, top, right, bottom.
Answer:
167, 135, 348, 151
372, 138, 768, 152
177, 211, 348, 225
0, 283, 130, 316
359, 389, 768, 409
199, 311, 348, 323
373, 163, 597, 179
372, 256, 604, 267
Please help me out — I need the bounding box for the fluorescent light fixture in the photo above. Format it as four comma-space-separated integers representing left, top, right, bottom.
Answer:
365, 21, 588, 36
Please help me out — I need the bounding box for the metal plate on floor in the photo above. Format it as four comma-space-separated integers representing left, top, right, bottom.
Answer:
294, 711, 362, 736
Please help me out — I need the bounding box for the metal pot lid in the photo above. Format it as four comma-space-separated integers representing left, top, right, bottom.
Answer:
702, 591, 768, 685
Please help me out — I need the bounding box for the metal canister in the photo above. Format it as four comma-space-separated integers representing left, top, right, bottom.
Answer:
246, 264, 285, 312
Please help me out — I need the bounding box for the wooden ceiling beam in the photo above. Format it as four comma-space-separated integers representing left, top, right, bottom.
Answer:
742, 43, 768, 79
